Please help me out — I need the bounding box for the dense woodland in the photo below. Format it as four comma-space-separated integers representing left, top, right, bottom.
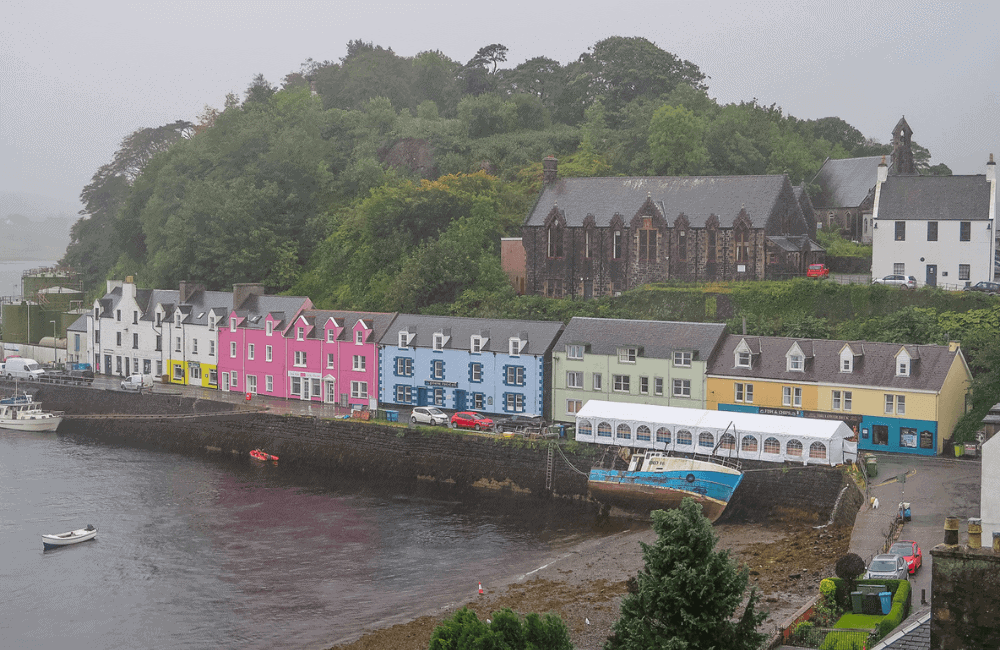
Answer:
59, 38, 995, 434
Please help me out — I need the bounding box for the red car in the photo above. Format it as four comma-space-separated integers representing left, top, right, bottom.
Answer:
806, 263, 830, 278
450, 411, 494, 431
888, 540, 922, 574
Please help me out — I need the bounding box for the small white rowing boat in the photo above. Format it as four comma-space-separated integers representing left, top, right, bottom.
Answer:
42, 524, 98, 549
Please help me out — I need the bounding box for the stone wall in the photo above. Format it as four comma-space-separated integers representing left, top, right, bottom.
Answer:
716, 463, 857, 525
10, 381, 237, 415
930, 543, 1000, 649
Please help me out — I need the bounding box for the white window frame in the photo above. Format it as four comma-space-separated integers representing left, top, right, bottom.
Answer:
788, 354, 804, 371
192, 339, 198, 354
209, 340, 215, 357
353, 355, 366, 371
640, 376, 649, 394
843, 391, 852, 411
593, 373, 603, 391
266, 321, 273, 336
433, 359, 445, 380
266, 375, 273, 392
618, 347, 637, 364
351, 381, 368, 399
297, 327, 304, 341
736, 351, 751, 368
294, 350, 307, 367
673, 351, 692, 367
327, 353, 335, 369
566, 399, 582, 415
433, 333, 445, 351
471, 336, 483, 353
471, 363, 482, 382
509, 338, 522, 356
672, 379, 691, 398
654, 377, 663, 396
230, 341, 237, 358
355, 329, 364, 345
265, 345, 272, 362
327, 329, 335, 343
247, 343, 254, 360
247, 375, 257, 394
566, 371, 583, 389
567, 344, 584, 360
613, 374, 630, 393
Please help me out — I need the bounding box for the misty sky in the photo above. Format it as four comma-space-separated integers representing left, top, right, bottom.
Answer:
2, 0, 998, 212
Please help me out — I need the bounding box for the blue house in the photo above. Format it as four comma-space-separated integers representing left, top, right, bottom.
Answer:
378, 315, 564, 418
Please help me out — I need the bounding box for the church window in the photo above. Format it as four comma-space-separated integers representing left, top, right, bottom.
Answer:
547, 224, 563, 258
639, 225, 657, 262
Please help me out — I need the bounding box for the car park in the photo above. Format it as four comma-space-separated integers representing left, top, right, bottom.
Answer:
494, 414, 546, 434
963, 281, 1000, 295
872, 274, 917, 289
410, 406, 449, 426
888, 540, 922, 574
120, 373, 153, 391
864, 553, 908, 580
806, 263, 830, 278
450, 411, 494, 431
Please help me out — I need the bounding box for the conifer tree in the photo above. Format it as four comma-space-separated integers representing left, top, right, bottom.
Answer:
605, 498, 767, 650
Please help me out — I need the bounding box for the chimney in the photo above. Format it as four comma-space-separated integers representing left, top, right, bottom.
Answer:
968, 518, 982, 549
877, 155, 889, 183
948, 341, 960, 353
994, 531, 1000, 554
944, 516, 960, 545
988, 153, 996, 183
233, 283, 265, 310
179, 281, 190, 304
542, 156, 558, 185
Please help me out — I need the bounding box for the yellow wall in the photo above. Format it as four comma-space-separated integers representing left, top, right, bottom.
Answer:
936, 354, 974, 452
199, 362, 217, 389
707, 378, 819, 411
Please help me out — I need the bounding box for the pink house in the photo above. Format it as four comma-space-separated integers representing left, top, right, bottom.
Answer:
217, 287, 312, 398
284, 310, 398, 406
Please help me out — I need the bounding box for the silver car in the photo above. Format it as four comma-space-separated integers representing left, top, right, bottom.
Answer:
872, 274, 917, 289
865, 554, 908, 580
410, 406, 449, 426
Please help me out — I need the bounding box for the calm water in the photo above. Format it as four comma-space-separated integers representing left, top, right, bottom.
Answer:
0, 430, 613, 649
0, 260, 57, 297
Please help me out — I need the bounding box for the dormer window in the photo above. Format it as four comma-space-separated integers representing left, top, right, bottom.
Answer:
788, 354, 804, 371
156, 312, 161, 326
433, 333, 445, 351
327, 329, 335, 343
355, 330, 364, 345
297, 327, 304, 341
266, 321, 273, 336
471, 336, 484, 354
567, 344, 584, 360
230, 319, 236, 333
398, 331, 409, 348
839, 346, 855, 373
509, 337, 524, 356
209, 316, 216, 331
896, 349, 911, 377
618, 347, 637, 364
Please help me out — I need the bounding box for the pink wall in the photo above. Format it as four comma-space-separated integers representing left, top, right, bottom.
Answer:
284, 315, 379, 406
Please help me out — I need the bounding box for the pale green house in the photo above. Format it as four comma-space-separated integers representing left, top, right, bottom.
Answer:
551, 317, 727, 422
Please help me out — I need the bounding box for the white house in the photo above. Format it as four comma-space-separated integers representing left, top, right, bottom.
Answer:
981, 433, 999, 542
92, 278, 169, 378
871, 154, 997, 288
161, 282, 232, 388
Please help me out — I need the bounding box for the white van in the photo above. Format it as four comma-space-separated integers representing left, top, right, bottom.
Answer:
120, 373, 153, 391
3, 357, 46, 381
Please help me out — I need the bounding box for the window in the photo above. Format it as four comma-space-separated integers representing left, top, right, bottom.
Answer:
584, 229, 592, 259
566, 399, 582, 415
736, 351, 751, 368
505, 366, 525, 386
639, 226, 656, 261
173, 363, 183, 380
327, 353, 335, 369
613, 374, 630, 392
547, 224, 563, 258
618, 347, 637, 363
897, 354, 910, 377
154, 334, 160, 351
116, 309, 121, 322
230, 371, 238, 387
566, 344, 584, 360
841, 356, 852, 372
566, 371, 583, 389
741, 436, 758, 453
735, 382, 753, 403
505, 393, 525, 412
678, 228, 687, 260
351, 381, 368, 398
470, 362, 482, 382
788, 354, 804, 371
353, 355, 366, 371
673, 351, 692, 367
809, 442, 828, 459
844, 391, 852, 410
894, 221, 905, 241
471, 336, 483, 353
735, 227, 749, 263
597, 422, 612, 438
960, 221, 970, 241
247, 375, 257, 394
266, 321, 273, 336
396, 357, 412, 376
395, 385, 412, 403
896, 395, 905, 415
509, 338, 522, 356
132, 311, 138, 324
290, 376, 301, 396
230, 341, 236, 358
927, 221, 938, 241
209, 315, 216, 331
473, 393, 485, 409
95, 331, 101, 344
247, 343, 255, 360
175, 336, 181, 352
832, 390, 841, 410
266, 375, 273, 392
192, 338, 199, 354
132, 333, 139, 349
676, 430, 693, 446
787, 440, 803, 456
763, 437, 781, 454
156, 360, 163, 376
640, 376, 649, 394
593, 373, 602, 391
613, 230, 622, 259
654, 377, 663, 396
115, 332, 122, 347
893, 262, 905, 275
637, 425, 651, 442
265, 345, 272, 362
209, 340, 215, 357
720, 434, 736, 450
294, 350, 307, 367
432, 359, 445, 380
296, 327, 304, 341
356, 330, 364, 345
656, 427, 671, 444
959, 265, 970, 281
673, 379, 691, 398
782, 386, 801, 407
231, 319, 237, 333
327, 329, 335, 343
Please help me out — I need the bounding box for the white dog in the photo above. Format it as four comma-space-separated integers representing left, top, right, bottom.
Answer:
870, 497, 880, 509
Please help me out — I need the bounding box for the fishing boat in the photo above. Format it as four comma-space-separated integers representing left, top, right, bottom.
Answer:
0, 391, 63, 432
588, 451, 743, 522
250, 449, 278, 462
42, 524, 98, 549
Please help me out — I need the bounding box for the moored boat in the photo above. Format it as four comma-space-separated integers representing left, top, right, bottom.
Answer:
0, 392, 63, 432
588, 452, 743, 522
42, 524, 98, 549
250, 449, 278, 462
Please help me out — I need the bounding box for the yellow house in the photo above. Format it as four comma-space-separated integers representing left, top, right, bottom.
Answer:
707, 335, 972, 455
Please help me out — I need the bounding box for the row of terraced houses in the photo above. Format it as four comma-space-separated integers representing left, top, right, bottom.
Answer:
69, 278, 973, 457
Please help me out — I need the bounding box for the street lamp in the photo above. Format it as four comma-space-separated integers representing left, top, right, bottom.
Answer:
50, 320, 57, 366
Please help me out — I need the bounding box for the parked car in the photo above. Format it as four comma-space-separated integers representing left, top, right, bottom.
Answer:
410, 406, 449, 426
806, 263, 830, 278
872, 274, 917, 289
865, 554, 908, 580
3, 357, 46, 381
450, 411, 494, 431
494, 414, 546, 434
120, 373, 153, 391
963, 281, 1000, 295
67, 362, 95, 383
888, 540, 922, 574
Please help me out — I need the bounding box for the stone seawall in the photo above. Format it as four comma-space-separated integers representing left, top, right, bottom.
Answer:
26, 383, 858, 523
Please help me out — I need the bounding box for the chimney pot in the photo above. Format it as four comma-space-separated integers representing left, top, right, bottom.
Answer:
944, 516, 960, 545
968, 518, 982, 549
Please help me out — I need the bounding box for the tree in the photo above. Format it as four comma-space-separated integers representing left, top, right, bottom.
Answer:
648, 104, 708, 175
835, 553, 866, 596
243, 73, 276, 106
950, 335, 1000, 443
429, 607, 573, 650
605, 499, 767, 650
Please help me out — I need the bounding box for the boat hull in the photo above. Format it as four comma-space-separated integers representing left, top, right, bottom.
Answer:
0, 416, 62, 432
589, 463, 743, 522
41, 527, 98, 549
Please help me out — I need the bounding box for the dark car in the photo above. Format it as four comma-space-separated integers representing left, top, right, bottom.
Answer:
963, 281, 1000, 295
494, 414, 545, 434
450, 411, 494, 431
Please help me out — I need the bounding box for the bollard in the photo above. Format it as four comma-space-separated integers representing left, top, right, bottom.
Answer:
968, 518, 982, 549
944, 516, 960, 545
921, 588, 927, 605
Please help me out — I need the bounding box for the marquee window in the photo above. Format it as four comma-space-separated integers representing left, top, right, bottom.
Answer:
786, 439, 803, 456
656, 427, 671, 444
698, 432, 714, 448
578, 421, 592, 437
741, 436, 758, 452
676, 430, 692, 446
809, 442, 827, 459
719, 433, 736, 450
636, 425, 651, 442
597, 422, 612, 438
616, 424, 631, 440
763, 437, 781, 454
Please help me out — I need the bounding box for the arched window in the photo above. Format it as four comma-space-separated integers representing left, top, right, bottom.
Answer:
698, 432, 714, 448
763, 437, 781, 454
656, 427, 671, 444
676, 430, 692, 446
809, 442, 827, 459
740, 436, 758, 452
787, 439, 803, 456
547, 224, 563, 258
735, 227, 750, 263
597, 422, 612, 438
616, 424, 632, 440
578, 421, 592, 437
720, 433, 736, 450
636, 425, 651, 442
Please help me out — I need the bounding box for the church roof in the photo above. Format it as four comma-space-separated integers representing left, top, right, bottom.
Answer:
811, 156, 883, 208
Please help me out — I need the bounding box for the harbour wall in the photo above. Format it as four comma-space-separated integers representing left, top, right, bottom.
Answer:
20, 383, 860, 525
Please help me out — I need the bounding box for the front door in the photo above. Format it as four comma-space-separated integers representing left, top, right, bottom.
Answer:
125, 357, 130, 376
584, 280, 593, 300
301, 378, 310, 400
104, 354, 112, 376
222, 372, 229, 391
926, 264, 937, 288
325, 380, 336, 403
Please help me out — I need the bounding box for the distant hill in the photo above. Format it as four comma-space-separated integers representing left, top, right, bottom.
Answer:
0, 192, 76, 261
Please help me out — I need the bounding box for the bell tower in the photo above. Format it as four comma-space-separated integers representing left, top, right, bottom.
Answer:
891, 117, 915, 175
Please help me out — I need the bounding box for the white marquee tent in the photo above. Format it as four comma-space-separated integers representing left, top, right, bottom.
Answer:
575, 400, 858, 466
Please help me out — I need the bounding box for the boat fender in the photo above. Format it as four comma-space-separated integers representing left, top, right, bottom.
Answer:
686, 473, 696, 483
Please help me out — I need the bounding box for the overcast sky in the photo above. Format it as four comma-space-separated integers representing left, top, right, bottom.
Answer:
2, 0, 998, 212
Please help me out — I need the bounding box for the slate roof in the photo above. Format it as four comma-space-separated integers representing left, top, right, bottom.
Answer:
232, 295, 311, 331
141, 289, 181, 322
811, 156, 883, 208
707, 334, 965, 393
95, 286, 122, 318
560, 317, 726, 361
67, 314, 89, 332
870, 608, 930, 650
297, 310, 399, 342
178, 289, 233, 326
877, 175, 992, 221
766, 235, 824, 253
524, 175, 792, 228
377, 315, 564, 356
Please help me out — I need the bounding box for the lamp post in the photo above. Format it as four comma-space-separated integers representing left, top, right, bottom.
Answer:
50, 320, 57, 366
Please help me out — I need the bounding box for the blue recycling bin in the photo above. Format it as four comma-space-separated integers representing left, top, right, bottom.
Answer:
879, 591, 892, 615
385, 410, 399, 422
